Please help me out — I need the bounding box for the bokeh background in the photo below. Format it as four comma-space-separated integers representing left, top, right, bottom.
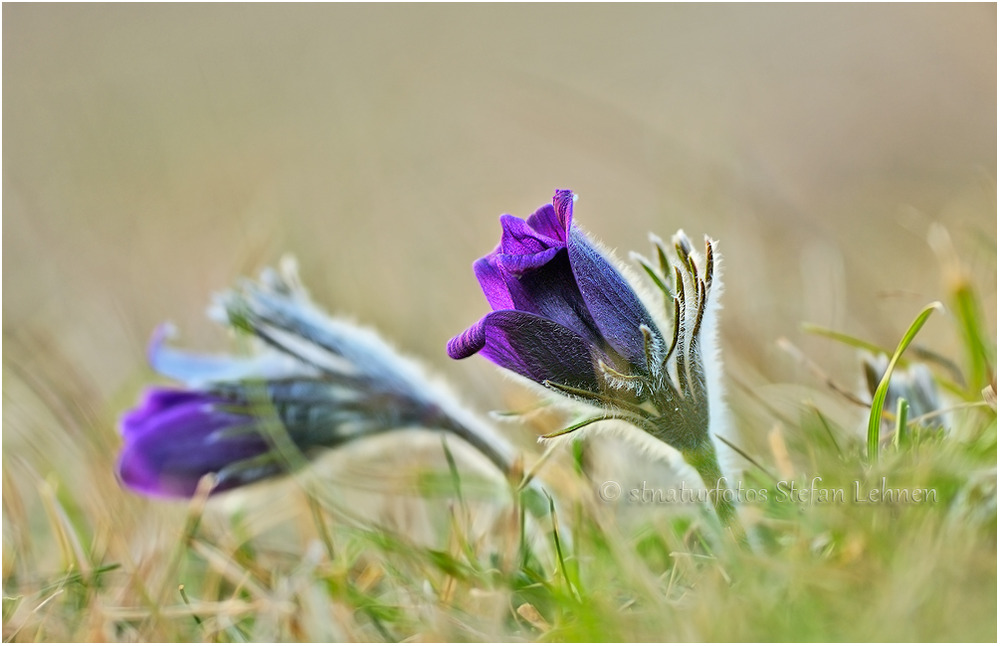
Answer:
3, 3, 996, 625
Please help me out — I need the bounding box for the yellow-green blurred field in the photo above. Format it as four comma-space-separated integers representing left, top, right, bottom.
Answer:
3, 4, 996, 641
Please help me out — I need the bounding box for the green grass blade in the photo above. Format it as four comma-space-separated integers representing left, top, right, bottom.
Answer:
952, 278, 995, 397
810, 404, 844, 459
440, 437, 466, 511
867, 302, 942, 462
547, 493, 580, 602
893, 397, 910, 449
802, 323, 891, 357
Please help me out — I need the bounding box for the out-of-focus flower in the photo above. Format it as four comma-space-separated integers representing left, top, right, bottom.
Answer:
119, 388, 268, 497
862, 353, 949, 440
118, 259, 517, 500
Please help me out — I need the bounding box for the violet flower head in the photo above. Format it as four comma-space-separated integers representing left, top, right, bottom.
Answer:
448, 190, 733, 524
118, 260, 517, 499
448, 189, 664, 394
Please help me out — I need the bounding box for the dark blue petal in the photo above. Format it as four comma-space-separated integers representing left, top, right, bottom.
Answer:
566, 226, 661, 370
523, 203, 567, 241
501, 249, 604, 349
475, 226, 604, 349
495, 246, 562, 276
473, 254, 516, 310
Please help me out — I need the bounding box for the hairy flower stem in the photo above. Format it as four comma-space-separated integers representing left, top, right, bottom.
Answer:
683, 441, 744, 543
434, 417, 516, 481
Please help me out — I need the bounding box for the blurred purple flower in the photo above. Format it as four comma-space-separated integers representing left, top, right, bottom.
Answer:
118, 388, 267, 497
117, 261, 516, 499
447, 189, 662, 393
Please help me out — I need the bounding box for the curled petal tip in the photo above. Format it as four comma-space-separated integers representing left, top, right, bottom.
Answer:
447, 322, 487, 360
552, 189, 576, 225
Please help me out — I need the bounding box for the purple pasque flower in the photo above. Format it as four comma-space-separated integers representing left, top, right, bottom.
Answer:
449, 191, 737, 526
118, 260, 517, 499
448, 191, 725, 459
448, 189, 664, 395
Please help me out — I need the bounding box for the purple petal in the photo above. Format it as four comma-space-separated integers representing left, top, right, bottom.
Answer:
551, 189, 575, 231
451, 189, 660, 388
473, 249, 598, 345
566, 226, 661, 368
496, 214, 564, 275
120, 388, 216, 438
448, 310, 601, 391
524, 201, 568, 241
117, 389, 269, 498
446, 321, 487, 360
498, 214, 563, 254
473, 254, 516, 311
495, 246, 562, 276
477, 245, 603, 352
501, 250, 603, 347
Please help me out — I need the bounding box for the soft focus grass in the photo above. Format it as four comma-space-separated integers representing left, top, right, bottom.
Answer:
2, 271, 996, 640
3, 4, 996, 642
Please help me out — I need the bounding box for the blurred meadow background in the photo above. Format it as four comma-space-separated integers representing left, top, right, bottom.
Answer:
3, 4, 996, 641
